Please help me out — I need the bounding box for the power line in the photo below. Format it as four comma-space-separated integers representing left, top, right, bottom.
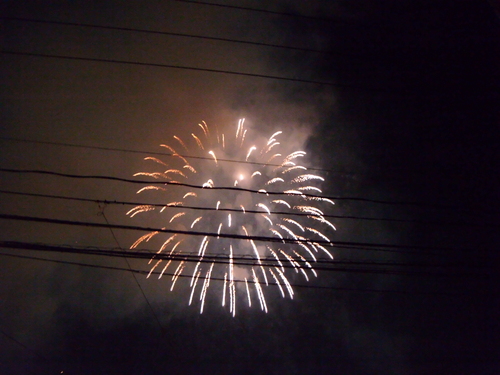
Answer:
0, 251, 466, 296
0, 240, 487, 270
0, 328, 48, 361
0, 214, 491, 254
0, 241, 489, 279
4, 167, 491, 212
0, 136, 332, 173
0, 50, 421, 94
6, 136, 497, 177
0, 50, 375, 91
0, 16, 355, 58
98, 206, 165, 375
100, 206, 165, 330
0, 166, 373, 201
171, 0, 484, 38
0, 213, 373, 250
5, 50, 493, 94
172, 0, 336, 22
1, 189, 497, 229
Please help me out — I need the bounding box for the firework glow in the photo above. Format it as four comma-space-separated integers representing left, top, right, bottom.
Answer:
128, 119, 336, 315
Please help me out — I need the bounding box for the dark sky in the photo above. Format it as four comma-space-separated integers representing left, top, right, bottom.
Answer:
1, 1, 499, 374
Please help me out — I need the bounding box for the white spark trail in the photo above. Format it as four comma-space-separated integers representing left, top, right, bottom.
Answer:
159, 260, 172, 278
257, 203, 271, 215
169, 212, 185, 223
276, 267, 294, 299
294, 206, 324, 216
246, 146, 256, 161
305, 227, 331, 243
190, 216, 202, 228
269, 268, 285, 298
268, 131, 282, 144
312, 242, 334, 259
229, 245, 236, 317
245, 278, 252, 307
308, 215, 337, 231
191, 133, 204, 150
144, 157, 168, 166
293, 250, 318, 278
266, 153, 281, 163
222, 273, 227, 307
298, 186, 322, 193
127, 205, 155, 218
208, 151, 218, 165
131, 118, 337, 315
170, 261, 185, 291
252, 268, 268, 313
266, 177, 284, 185
282, 165, 307, 174
199, 263, 214, 314
261, 214, 273, 227
130, 231, 158, 249
272, 200, 291, 209
295, 235, 317, 261
198, 123, 208, 138
291, 174, 325, 183
173, 135, 189, 151
279, 249, 300, 273
147, 259, 162, 278
189, 271, 201, 305
276, 223, 298, 240
268, 247, 284, 271
282, 218, 305, 232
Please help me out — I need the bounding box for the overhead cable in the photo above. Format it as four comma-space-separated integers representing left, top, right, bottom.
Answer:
5, 136, 498, 177
0, 241, 489, 278
0, 251, 466, 296
0, 240, 488, 269
0, 214, 490, 254
1, 189, 497, 228
2, 167, 488, 211
0, 50, 416, 94
0, 136, 332, 173
0, 16, 352, 57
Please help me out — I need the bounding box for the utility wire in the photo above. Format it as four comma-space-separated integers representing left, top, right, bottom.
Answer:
0, 50, 377, 91
100, 206, 163, 375
4, 50, 494, 93
3, 167, 492, 212
0, 251, 466, 296
0, 136, 332, 173
1, 189, 498, 229
5, 136, 497, 177
0, 0, 421, 35
0, 241, 490, 279
171, 0, 485, 37
0, 166, 380, 202
0, 214, 491, 255
0, 328, 48, 361
0, 240, 488, 270
0, 16, 356, 58
100, 207, 164, 330
172, 0, 339, 22
2, 50, 440, 94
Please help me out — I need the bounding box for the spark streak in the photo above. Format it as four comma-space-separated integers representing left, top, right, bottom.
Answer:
130, 119, 336, 314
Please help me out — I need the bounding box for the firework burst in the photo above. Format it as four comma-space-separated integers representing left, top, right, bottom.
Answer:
128, 119, 335, 315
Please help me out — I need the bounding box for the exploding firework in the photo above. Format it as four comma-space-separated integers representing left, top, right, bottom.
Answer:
128, 119, 335, 315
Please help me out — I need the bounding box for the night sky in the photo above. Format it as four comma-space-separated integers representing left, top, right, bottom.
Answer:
1, 1, 499, 374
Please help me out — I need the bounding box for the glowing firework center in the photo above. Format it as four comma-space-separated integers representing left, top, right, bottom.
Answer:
128, 119, 335, 315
